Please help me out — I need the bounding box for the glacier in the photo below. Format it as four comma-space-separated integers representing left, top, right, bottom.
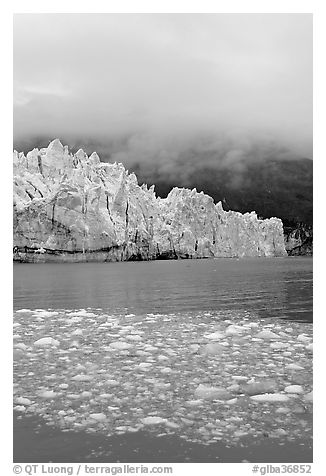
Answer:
13, 139, 287, 262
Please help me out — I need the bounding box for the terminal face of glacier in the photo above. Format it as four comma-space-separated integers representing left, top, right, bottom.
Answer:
13, 139, 287, 262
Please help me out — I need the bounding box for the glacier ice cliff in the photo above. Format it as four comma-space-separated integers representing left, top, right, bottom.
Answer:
13, 139, 287, 262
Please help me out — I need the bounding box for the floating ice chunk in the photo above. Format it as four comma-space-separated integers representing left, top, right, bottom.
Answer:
273, 428, 288, 436
154, 382, 171, 389
189, 344, 200, 353
256, 330, 280, 340
270, 342, 289, 350
158, 355, 170, 361
204, 332, 225, 340
98, 394, 111, 400
59, 384, 69, 389
71, 329, 83, 336
141, 416, 166, 425
185, 400, 203, 407
241, 380, 278, 396
89, 413, 107, 421
275, 407, 291, 414
109, 342, 133, 351
227, 384, 240, 392
160, 367, 172, 374
67, 311, 97, 317
164, 349, 176, 356
126, 335, 142, 341
194, 384, 232, 400
15, 397, 32, 406
201, 343, 225, 356
34, 337, 60, 347
68, 317, 83, 324
136, 350, 151, 357
14, 343, 28, 351
165, 421, 180, 429
143, 345, 158, 352
15, 309, 33, 313
284, 385, 304, 394
297, 334, 311, 343
33, 310, 59, 318
306, 343, 313, 352
231, 376, 248, 381
81, 391, 92, 398
250, 393, 290, 402
225, 325, 245, 336
14, 405, 26, 412
226, 398, 238, 404
116, 426, 128, 432
285, 364, 305, 371
13, 349, 24, 360
107, 379, 119, 386
64, 416, 76, 422
71, 374, 93, 382
234, 431, 248, 437
37, 390, 58, 399
303, 391, 313, 402
125, 314, 135, 317
138, 363, 152, 370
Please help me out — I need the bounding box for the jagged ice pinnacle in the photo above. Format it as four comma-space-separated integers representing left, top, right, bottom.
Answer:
13, 139, 287, 262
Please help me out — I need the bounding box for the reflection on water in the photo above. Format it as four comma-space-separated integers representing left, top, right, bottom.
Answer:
14, 257, 313, 322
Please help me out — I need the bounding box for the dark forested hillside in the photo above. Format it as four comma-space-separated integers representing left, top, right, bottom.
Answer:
134, 158, 313, 227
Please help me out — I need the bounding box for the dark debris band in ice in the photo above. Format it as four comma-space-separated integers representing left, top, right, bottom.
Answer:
13, 308, 312, 447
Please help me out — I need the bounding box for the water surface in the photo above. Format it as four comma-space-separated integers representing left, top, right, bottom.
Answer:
14, 257, 313, 322
13, 257, 313, 463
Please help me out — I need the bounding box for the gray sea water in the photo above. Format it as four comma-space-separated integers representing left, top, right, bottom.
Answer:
14, 257, 312, 321
13, 257, 313, 463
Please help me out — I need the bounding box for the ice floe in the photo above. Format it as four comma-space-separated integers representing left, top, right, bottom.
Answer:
37, 390, 58, 399
256, 330, 280, 340
250, 393, 290, 402
285, 363, 305, 371
15, 397, 32, 405
13, 307, 312, 448
204, 331, 225, 340
303, 391, 313, 402
34, 337, 60, 347
284, 385, 304, 394
194, 385, 232, 400
108, 342, 133, 350
240, 380, 278, 396
141, 416, 166, 425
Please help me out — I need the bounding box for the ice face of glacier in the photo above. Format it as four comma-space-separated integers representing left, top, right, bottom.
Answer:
13, 140, 287, 262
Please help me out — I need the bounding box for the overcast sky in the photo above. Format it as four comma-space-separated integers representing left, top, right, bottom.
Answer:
13, 13, 312, 158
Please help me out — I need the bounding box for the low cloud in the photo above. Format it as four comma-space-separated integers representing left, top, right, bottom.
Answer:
14, 13, 312, 170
